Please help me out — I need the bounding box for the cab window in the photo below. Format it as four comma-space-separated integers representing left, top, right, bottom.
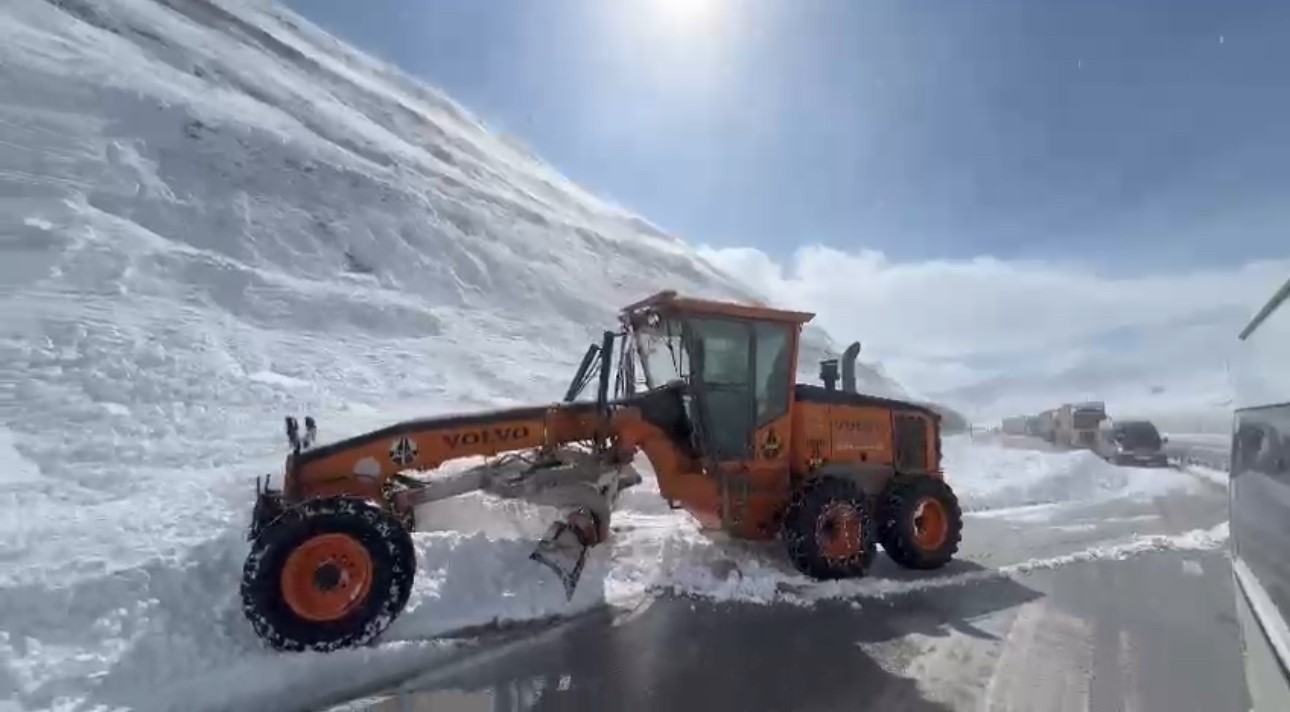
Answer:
754, 322, 792, 424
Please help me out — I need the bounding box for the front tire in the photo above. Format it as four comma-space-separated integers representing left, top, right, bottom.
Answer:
781, 476, 876, 580
241, 496, 417, 652
878, 475, 962, 570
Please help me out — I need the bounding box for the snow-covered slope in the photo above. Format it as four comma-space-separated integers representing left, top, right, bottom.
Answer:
0, 1, 1158, 710
1, 0, 905, 466
1, 0, 913, 566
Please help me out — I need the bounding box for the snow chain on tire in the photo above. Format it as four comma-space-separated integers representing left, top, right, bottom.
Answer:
241, 495, 417, 652
781, 476, 876, 580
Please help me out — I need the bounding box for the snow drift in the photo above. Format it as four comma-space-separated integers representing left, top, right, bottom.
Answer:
0, 0, 1212, 710
941, 436, 1207, 513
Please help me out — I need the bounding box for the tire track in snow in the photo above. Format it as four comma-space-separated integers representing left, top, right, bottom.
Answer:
980, 598, 1095, 712
1088, 562, 1131, 712
657, 522, 1231, 607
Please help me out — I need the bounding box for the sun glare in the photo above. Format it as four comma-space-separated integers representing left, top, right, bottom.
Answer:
651, 0, 722, 34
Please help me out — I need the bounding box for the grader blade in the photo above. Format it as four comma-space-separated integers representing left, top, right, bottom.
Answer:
530, 509, 598, 600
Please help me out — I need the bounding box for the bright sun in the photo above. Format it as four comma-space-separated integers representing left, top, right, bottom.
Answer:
651, 0, 722, 34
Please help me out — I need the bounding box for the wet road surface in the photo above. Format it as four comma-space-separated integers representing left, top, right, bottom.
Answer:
325, 467, 1249, 712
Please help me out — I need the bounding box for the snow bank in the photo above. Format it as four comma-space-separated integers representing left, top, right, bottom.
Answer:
0, 476, 612, 711
0, 462, 709, 711
1183, 464, 1230, 488
658, 521, 1231, 606
941, 435, 1205, 513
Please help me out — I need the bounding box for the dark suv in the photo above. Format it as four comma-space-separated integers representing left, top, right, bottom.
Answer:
1104, 419, 1169, 467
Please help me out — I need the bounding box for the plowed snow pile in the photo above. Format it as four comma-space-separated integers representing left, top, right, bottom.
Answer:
0, 0, 1219, 710
940, 436, 1206, 513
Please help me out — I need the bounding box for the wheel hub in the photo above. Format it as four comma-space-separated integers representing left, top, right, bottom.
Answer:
912, 498, 948, 550
816, 503, 863, 561
280, 533, 374, 622
313, 561, 344, 591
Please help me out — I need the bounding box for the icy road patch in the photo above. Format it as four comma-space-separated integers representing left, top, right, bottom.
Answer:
0, 434, 1223, 712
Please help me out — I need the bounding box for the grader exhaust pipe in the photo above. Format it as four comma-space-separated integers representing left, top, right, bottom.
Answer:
841, 341, 861, 394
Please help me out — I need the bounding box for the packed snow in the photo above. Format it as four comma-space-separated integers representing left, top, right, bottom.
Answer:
0, 1, 1232, 711
1184, 464, 1231, 488
942, 436, 1208, 513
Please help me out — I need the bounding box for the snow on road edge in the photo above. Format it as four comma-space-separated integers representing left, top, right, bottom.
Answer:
658, 521, 1231, 606
1182, 464, 1231, 488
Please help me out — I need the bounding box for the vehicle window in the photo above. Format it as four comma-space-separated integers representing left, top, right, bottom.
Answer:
686, 317, 754, 459
636, 319, 689, 388
689, 317, 750, 386
1073, 409, 1106, 430
1233, 407, 1290, 480
754, 322, 792, 424
1115, 422, 1162, 449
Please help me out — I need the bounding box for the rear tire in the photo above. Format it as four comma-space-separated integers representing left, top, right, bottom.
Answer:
241, 496, 417, 652
781, 476, 876, 580
878, 475, 962, 570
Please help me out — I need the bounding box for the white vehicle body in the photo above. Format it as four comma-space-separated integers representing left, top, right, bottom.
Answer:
1001, 416, 1029, 436
1228, 275, 1290, 711
1054, 401, 1107, 450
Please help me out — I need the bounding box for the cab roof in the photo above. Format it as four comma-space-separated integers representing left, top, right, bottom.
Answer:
619, 290, 816, 325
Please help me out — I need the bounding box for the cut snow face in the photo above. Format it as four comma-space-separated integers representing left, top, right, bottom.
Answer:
941, 436, 1207, 514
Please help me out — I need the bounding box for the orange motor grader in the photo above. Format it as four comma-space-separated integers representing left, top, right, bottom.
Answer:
240, 290, 963, 652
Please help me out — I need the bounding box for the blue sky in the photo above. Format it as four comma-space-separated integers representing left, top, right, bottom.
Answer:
280, 0, 1290, 423
292, 0, 1289, 271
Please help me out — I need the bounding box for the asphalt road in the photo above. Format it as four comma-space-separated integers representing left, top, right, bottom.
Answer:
324, 466, 1250, 712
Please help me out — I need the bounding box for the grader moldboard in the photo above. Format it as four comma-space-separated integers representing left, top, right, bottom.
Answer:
241, 290, 963, 652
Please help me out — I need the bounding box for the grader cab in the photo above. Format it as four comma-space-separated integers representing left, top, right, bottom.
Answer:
240, 291, 962, 652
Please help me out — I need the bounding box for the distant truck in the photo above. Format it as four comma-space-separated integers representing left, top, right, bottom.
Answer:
1036, 408, 1059, 444
1053, 401, 1107, 450
1096, 418, 1169, 467
1001, 416, 1029, 436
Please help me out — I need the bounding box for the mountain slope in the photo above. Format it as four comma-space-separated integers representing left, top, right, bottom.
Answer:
3, 0, 912, 494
